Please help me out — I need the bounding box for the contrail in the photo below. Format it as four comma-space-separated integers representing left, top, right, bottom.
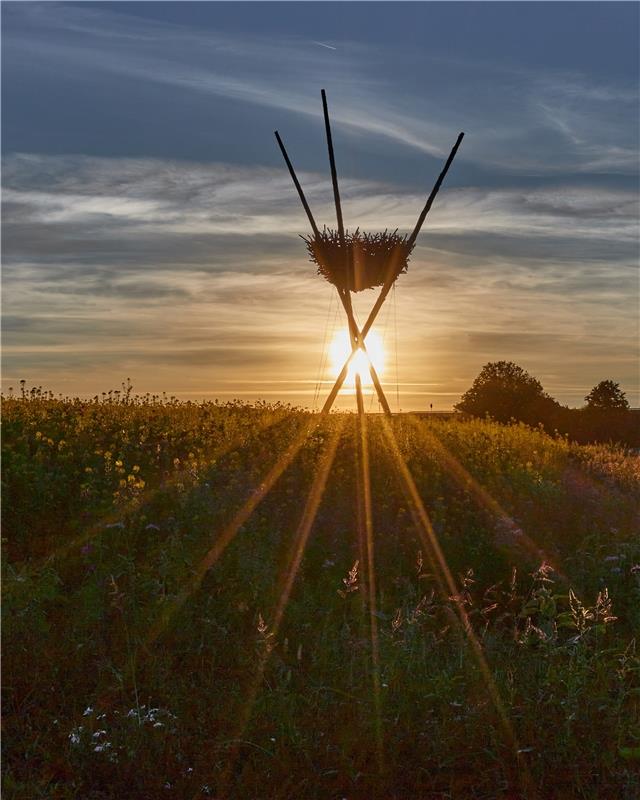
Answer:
313, 41, 337, 50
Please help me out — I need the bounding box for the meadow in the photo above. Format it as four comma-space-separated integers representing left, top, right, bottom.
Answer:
2, 387, 639, 799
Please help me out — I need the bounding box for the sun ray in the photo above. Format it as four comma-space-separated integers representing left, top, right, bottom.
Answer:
377, 416, 527, 778
406, 415, 567, 580
214, 417, 345, 797
19, 409, 289, 577
67, 413, 333, 765
357, 404, 385, 774
144, 414, 323, 648
272, 416, 346, 630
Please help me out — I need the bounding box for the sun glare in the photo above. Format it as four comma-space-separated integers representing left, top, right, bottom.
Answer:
329, 329, 385, 388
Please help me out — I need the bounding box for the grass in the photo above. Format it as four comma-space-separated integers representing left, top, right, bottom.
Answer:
2, 389, 639, 799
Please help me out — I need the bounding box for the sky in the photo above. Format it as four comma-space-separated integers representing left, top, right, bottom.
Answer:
2, 1, 639, 410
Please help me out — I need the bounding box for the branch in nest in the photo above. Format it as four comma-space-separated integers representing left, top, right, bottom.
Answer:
303, 228, 414, 292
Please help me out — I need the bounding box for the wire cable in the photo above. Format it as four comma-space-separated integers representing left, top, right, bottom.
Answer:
313, 291, 335, 409
368, 285, 394, 412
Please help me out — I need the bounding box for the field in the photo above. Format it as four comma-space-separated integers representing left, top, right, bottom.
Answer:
2, 390, 640, 799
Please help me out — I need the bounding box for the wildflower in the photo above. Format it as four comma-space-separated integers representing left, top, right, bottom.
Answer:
69, 729, 82, 745
338, 560, 359, 597
257, 613, 268, 636
391, 608, 403, 633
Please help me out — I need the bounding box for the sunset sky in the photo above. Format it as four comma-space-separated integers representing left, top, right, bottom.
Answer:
3, 2, 638, 409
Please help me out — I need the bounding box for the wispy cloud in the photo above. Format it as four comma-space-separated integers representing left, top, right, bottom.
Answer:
4, 3, 637, 174
3, 154, 637, 245
2, 153, 638, 406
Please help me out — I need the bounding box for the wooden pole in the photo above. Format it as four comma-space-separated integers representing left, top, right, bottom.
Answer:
278, 102, 464, 416
406, 132, 464, 250
321, 89, 345, 241
321, 356, 351, 415
321, 287, 393, 415
321, 263, 399, 415
324, 132, 466, 412
274, 131, 320, 237
338, 289, 392, 416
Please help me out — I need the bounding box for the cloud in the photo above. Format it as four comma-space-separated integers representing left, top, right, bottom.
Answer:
3, 3, 637, 175
4, 154, 637, 247
2, 3, 638, 406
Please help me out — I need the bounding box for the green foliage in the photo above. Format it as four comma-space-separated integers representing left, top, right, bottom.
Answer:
456, 363, 638, 447
584, 379, 630, 410
2, 390, 640, 799
454, 361, 557, 424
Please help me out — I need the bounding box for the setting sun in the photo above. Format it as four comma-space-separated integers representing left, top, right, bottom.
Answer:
329, 329, 385, 388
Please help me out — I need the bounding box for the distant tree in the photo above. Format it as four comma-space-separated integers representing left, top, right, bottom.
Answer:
584, 380, 629, 411
455, 361, 556, 424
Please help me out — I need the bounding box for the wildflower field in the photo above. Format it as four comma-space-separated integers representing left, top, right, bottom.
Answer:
2, 389, 639, 799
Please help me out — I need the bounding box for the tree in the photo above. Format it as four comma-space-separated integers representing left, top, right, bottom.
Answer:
584, 380, 629, 411
455, 361, 556, 424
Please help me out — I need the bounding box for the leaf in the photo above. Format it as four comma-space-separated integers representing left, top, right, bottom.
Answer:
619, 746, 640, 761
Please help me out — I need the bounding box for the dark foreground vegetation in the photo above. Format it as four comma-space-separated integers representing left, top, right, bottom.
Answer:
2, 390, 640, 799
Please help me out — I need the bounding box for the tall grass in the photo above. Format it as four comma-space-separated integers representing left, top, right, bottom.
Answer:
2, 390, 639, 799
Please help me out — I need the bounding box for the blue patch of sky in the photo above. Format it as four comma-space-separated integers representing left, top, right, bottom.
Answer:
2, 2, 637, 190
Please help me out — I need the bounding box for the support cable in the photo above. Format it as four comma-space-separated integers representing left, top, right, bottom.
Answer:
313, 291, 335, 410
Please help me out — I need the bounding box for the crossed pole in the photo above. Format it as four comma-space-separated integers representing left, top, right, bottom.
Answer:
275, 90, 464, 416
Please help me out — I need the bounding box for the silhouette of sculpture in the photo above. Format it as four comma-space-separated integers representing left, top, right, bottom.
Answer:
275, 90, 464, 416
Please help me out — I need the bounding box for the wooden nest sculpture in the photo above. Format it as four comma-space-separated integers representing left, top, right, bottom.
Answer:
275, 89, 464, 415
304, 228, 413, 292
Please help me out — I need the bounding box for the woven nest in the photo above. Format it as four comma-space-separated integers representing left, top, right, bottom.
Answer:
304, 228, 414, 292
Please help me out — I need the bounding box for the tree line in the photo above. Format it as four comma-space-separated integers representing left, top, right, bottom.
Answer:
455, 361, 638, 447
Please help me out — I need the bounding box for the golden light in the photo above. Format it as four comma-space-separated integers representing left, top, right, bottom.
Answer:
329, 329, 385, 388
